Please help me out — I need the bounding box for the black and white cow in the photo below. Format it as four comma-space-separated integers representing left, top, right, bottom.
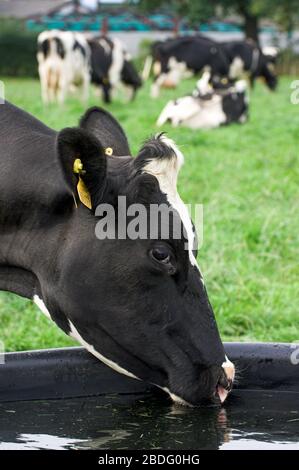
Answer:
88, 36, 142, 103
220, 40, 278, 90
150, 35, 230, 98
37, 30, 90, 104
0, 101, 235, 406
157, 72, 248, 129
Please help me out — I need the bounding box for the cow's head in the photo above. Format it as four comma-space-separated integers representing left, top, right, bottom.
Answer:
261, 56, 278, 90
45, 107, 234, 406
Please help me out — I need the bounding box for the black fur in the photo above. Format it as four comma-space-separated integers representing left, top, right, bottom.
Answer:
38, 39, 50, 58
73, 39, 86, 58
80, 107, 131, 156
54, 37, 65, 59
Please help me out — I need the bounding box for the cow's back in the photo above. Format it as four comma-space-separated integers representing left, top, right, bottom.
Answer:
159, 36, 229, 74
220, 41, 255, 70
0, 102, 61, 213
0, 101, 55, 159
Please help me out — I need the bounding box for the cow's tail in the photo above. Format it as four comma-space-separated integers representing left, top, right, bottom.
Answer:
142, 55, 153, 81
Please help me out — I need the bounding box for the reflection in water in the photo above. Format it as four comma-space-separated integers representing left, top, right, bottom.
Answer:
0, 390, 298, 450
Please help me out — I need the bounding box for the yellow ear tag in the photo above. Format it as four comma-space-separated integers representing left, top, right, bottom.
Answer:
77, 178, 92, 209
73, 158, 92, 210
105, 147, 113, 156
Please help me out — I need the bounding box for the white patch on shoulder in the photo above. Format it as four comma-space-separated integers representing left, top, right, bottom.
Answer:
142, 135, 203, 278
33, 295, 51, 319
98, 38, 111, 55
68, 321, 139, 381
109, 38, 125, 87
229, 56, 244, 79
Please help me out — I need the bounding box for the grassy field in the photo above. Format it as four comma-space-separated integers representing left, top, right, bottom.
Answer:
1, 76, 299, 352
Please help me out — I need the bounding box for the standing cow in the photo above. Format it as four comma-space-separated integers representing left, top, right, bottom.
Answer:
220, 40, 278, 90
0, 100, 235, 406
37, 30, 90, 104
149, 35, 230, 98
88, 36, 142, 103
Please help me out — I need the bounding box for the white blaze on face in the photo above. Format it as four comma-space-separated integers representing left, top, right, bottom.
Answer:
142, 135, 203, 278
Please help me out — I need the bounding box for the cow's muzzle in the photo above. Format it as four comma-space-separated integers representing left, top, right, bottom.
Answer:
216, 356, 235, 404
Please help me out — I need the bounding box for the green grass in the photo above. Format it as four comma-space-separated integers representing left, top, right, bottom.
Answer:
1, 76, 299, 351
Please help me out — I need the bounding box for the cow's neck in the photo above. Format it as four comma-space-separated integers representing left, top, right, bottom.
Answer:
0, 265, 37, 299
0, 102, 69, 300
0, 205, 71, 300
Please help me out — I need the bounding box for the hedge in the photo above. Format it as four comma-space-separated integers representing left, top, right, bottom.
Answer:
0, 19, 38, 78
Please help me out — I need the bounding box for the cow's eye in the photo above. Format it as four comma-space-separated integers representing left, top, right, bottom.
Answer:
150, 246, 171, 264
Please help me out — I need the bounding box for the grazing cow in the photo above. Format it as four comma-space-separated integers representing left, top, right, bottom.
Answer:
150, 35, 230, 98
0, 101, 235, 406
88, 36, 142, 103
220, 40, 278, 90
37, 30, 90, 104
157, 72, 248, 129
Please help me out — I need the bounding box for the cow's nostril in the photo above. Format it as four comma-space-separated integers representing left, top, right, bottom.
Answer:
218, 375, 233, 392
216, 385, 229, 404
216, 369, 234, 404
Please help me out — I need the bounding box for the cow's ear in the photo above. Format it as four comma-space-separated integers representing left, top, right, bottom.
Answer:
80, 107, 131, 157
57, 127, 107, 210
134, 133, 184, 190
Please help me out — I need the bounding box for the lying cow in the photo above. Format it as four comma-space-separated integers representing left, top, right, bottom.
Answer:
0, 101, 235, 406
220, 40, 278, 90
37, 30, 90, 104
88, 36, 142, 103
149, 35, 229, 98
157, 73, 248, 129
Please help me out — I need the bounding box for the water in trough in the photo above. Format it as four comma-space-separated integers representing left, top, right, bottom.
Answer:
0, 389, 298, 450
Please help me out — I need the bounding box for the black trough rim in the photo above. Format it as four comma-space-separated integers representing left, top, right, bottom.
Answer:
0, 343, 298, 402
